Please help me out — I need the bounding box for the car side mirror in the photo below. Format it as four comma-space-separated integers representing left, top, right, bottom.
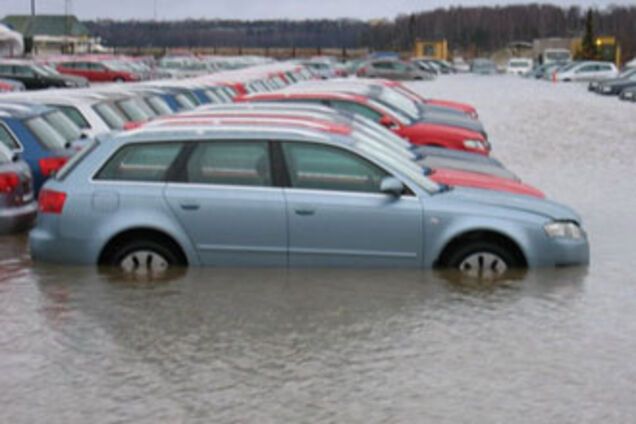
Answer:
379, 115, 398, 129
380, 176, 404, 197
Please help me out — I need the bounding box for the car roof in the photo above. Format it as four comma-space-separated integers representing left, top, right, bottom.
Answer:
148, 115, 353, 135
113, 122, 352, 147
239, 91, 369, 103
0, 101, 55, 118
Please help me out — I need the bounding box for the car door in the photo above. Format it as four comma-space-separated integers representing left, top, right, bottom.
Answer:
164, 140, 287, 267
280, 141, 423, 267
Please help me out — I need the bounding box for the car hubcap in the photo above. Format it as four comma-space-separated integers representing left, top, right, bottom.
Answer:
458, 252, 508, 279
120, 250, 169, 275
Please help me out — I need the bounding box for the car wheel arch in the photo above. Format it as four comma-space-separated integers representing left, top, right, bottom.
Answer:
434, 229, 528, 268
98, 227, 189, 266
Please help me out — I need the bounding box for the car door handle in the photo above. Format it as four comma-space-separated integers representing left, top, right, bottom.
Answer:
180, 203, 200, 211
295, 208, 315, 216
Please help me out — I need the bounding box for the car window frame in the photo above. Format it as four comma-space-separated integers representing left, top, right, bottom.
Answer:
277, 140, 407, 196
0, 121, 23, 152
171, 139, 276, 189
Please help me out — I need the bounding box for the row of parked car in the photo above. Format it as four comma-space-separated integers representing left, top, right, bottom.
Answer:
587, 67, 636, 102
0, 59, 589, 278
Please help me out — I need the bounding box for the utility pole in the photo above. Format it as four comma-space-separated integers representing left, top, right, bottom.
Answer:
153, 0, 158, 21
31, 0, 36, 16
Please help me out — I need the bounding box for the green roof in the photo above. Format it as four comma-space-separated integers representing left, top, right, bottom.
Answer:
1, 15, 91, 37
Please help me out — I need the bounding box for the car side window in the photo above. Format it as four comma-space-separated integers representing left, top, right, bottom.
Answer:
185, 141, 272, 187
0, 64, 12, 74
14, 66, 34, 77
0, 124, 20, 150
96, 143, 183, 182
282, 142, 388, 193
373, 62, 392, 70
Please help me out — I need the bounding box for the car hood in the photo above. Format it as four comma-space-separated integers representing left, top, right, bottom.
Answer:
417, 110, 485, 134
56, 73, 89, 86
436, 187, 582, 222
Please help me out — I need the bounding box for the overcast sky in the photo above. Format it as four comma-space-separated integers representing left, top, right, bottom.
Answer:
2, 0, 631, 20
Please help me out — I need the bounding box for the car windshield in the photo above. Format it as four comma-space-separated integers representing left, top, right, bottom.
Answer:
375, 88, 420, 121
105, 61, 132, 72
509, 61, 529, 67
117, 99, 150, 121
33, 65, 56, 76
367, 98, 411, 125
94, 102, 126, 129
353, 138, 439, 193
618, 69, 636, 79
558, 62, 579, 72
43, 111, 82, 142
24, 116, 68, 150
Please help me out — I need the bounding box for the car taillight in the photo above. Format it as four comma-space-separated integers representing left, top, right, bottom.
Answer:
357, 67, 368, 76
39, 157, 69, 177
0, 172, 19, 193
38, 189, 67, 214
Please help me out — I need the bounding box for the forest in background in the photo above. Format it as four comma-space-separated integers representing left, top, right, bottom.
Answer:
85, 4, 636, 59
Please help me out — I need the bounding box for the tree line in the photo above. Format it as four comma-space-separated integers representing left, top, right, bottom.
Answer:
85, 4, 636, 60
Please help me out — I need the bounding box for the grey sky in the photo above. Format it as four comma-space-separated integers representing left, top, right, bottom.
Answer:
2, 0, 631, 20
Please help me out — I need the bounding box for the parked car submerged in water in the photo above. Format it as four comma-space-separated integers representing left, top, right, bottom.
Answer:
554, 61, 618, 82
0, 143, 37, 234
30, 122, 589, 279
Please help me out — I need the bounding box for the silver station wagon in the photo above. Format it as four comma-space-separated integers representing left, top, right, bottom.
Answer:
30, 122, 589, 278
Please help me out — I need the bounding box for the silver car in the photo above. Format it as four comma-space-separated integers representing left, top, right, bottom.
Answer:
30, 122, 589, 278
357, 59, 435, 81
0, 144, 37, 234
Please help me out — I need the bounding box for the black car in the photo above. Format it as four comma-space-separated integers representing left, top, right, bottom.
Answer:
0, 60, 88, 90
589, 68, 636, 94
619, 86, 636, 102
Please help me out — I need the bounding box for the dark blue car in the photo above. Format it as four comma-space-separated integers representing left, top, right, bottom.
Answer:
0, 105, 76, 193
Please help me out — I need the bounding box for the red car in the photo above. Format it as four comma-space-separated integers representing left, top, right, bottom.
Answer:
56, 60, 139, 82
236, 91, 490, 155
147, 115, 543, 198
377, 79, 479, 119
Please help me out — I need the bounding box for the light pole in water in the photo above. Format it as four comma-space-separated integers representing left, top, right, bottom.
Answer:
31, 0, 36, 16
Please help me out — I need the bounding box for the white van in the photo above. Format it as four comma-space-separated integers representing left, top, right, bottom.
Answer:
506, 58, 533, 75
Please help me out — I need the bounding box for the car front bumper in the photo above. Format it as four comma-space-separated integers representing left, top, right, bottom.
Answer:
529, 236, 590, 268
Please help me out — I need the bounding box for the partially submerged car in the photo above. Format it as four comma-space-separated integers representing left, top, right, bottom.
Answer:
30, 121, 589, 278
0, 143, 37, 234
236, 91, 490, 155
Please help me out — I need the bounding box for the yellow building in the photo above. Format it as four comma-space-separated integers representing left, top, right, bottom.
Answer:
413, 39, 448, 60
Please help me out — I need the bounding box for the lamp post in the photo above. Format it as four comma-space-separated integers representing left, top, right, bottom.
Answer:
31, 0, 36, 16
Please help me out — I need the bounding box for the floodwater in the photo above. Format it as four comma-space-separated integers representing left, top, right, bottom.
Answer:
2, 76, 636, 423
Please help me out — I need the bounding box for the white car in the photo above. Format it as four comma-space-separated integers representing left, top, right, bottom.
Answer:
0, 90, 131, 136
554, 61, 619, 82
506, 58, 533, 76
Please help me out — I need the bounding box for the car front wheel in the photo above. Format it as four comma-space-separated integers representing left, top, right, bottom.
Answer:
444, 240, 523, 279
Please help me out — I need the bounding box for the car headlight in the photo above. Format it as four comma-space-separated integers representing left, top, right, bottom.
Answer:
602, 86, 612, 93
463, 139, 487, 150
544, 221, 585, 240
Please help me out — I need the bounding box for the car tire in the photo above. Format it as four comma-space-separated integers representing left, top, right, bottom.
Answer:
444, 240, 523, 279
105, 239, 183, 276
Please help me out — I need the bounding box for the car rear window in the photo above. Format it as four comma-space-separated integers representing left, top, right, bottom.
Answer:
95, 143, 183, 182
44, 111, 82, 142
0, 146, 11, 163
146, 96, 173, 115
0, 124, 20, 150
94, 103, 125, 129
117, 98, 151, 121
24, 117, 68, 150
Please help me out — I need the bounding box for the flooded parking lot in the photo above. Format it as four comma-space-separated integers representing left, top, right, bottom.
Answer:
2, 75, 636, 423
